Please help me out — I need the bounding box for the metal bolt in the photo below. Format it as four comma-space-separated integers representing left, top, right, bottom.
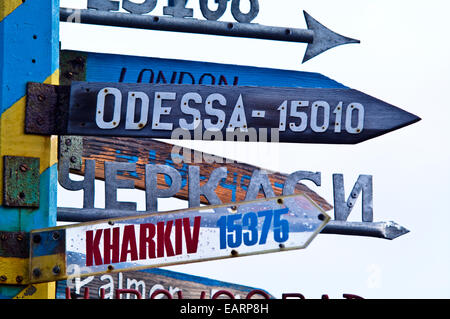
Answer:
33, 234, 41, 244
65, 138, 72, 146
231, 250, 238, 257
37, 95, 45, 102
16, 276, 23, 283
33, 268, 41, 278
52, 232, 60, 240
0, 275, 7, 281
347, 202, 353, 207
70, 156, 77, 163
52, 265, 61, 275
19, 164, 28, 172
66, 71, 74, 79
351, 192, 358, 198
1, 234, 8, 241
75, 57, 84, 65
16, 233, 24, 241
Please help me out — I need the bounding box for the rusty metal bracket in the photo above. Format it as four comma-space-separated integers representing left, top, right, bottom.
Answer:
0, 229, 66, 285
0, 231, 30, 285
3, 156, 40, 208
25, 82, 70, 135
60, 51, 87, 86
59, 136, 83, 171
29, 229, 66, 284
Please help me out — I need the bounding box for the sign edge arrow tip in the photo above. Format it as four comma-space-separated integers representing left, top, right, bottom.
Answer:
302, 10, 360, 63
385, 221, 410, 240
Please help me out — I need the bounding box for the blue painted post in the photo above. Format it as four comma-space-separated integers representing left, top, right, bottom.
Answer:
0, 0, 59, 298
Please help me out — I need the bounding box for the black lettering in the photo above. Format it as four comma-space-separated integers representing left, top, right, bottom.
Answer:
218, 75, 228, 86
137, 69, 154, 83
119, 67, 127, 82
156, 71, 168, 84
170, 71, 178, 84
178, 71, 195, 84
199, 73, 215, 85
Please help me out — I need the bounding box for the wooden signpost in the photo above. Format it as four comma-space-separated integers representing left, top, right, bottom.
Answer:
25, 81, 420, 144
0, 0, 59, 299
0, 0, 415, 302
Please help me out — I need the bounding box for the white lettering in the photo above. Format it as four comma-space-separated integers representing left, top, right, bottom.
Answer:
99, 274, 114, 299
227, 94, 247, 132
204, 93, 226, 131
180, 92, 202, 130
310, 101, 330, 132
152, 92, 175, 130
346, 103, 364, 134
125, 91, 149, 130
96, 87, 122, 129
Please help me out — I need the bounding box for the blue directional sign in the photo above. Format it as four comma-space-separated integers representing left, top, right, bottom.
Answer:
60, 50, 347, 88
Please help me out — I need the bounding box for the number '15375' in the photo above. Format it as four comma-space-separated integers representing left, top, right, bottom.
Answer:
217, 208, 289, 249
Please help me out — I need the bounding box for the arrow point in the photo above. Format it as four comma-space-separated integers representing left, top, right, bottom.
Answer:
384, 221, 410, 240
302, 11, 360, 63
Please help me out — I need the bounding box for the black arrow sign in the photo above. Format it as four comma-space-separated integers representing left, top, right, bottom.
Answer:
25, 82, 420, 144
60, 8, 359, 63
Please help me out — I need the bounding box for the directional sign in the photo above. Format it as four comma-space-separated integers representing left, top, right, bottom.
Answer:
29, 194, 329, 283
57, 268, 274, 299
26, 81, 420, 144
58, 136, 332, 216
60, 6, 359, 63
59, 50, 348, 88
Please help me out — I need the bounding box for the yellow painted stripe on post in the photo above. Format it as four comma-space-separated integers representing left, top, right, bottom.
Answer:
14, 283, 56, 299
0, 0, 24, 22
0, 256, 29, 284
1, 0, 59, 299
0, 70, 59, 205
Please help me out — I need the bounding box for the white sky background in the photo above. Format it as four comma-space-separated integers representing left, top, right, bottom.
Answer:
58, 0, 450, 298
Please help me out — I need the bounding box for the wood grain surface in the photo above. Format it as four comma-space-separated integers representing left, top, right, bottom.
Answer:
72, 136, 332, 211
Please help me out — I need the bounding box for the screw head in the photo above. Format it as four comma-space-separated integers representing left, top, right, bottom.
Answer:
32, 234, 41, 244
19, 164, 28, 172
65, 138, 72, 146
36, 117, 44, 126
16, 276, 23, 283
32, 268, 41, 278
0, 275, 7, 281
52, 265, 61, 275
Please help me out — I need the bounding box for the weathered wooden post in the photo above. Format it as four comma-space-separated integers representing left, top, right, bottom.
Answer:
0, 0, 59, 299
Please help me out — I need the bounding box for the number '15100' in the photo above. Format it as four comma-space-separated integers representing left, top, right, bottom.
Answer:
217, 208, 289, 249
